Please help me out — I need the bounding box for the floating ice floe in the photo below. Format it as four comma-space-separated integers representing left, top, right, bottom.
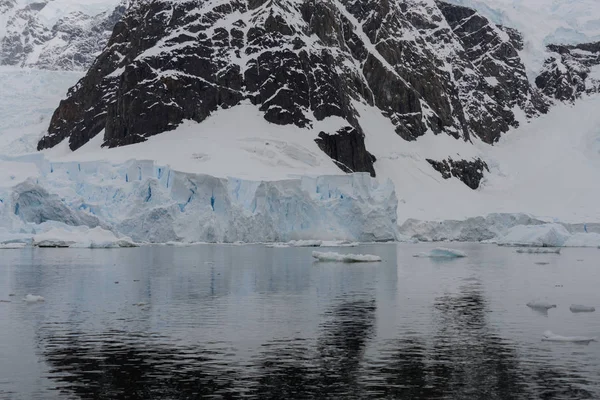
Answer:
24, 294, 45, 303
570, 304, 596, 313
516, 248, 561, 254
413, 248, 467, 258
526, 301, 557, 310
312, 251, 381, 263
542, 331, 597, 344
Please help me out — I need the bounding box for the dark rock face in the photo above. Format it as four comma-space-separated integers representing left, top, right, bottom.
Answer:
315, 127, 376, 177
0, 0, 126, 70
427, 158, 489, 189
39, 0, 545, 175
536, 42, 600, 102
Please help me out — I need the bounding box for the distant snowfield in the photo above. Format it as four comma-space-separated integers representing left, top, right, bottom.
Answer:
1, 68, 600, 228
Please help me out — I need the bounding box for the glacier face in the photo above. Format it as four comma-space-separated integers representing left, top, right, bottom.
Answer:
0, 155, 399, 244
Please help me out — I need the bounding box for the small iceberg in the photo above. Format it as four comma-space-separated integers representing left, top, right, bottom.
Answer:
24, 294, 45, 303
312, 251, 381, 263
542, 331, 597, 344
413, 248, 467, 258
570, 304, 596, 313
526, 301, 557, 310
516, 248, 561, 254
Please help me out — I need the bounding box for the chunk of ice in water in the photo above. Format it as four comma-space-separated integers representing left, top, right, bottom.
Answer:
526, 301, 556, 310
542, 331, 597, 344
312, 251, 381, 263
413, 248, 467, 258
24, 294, 45, 303
570, 304, 596, 313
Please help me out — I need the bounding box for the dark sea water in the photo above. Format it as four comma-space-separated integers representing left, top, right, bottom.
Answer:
1, 243, 599, 399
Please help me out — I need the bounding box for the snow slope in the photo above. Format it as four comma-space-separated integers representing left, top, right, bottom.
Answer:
446, 0, 600, 78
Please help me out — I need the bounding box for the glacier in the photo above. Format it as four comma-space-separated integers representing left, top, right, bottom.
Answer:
0, 154, 399, 244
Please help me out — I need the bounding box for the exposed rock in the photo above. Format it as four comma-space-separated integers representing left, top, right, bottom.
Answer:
426, 157, 489, 189
315, 127, 376, 177
536, 42, 600, 102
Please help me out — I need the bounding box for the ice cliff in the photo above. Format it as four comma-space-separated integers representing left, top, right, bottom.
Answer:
0, 155, 398, 244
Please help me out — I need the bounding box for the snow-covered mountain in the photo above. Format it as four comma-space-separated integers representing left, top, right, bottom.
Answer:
0, 0, 125, 70
0, 0, 600, 245
37, 0, 548, 180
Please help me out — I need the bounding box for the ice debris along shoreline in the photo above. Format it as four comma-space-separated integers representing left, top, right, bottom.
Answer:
413, 248, 467, 258
516, 248, 561, 254
542, 331, 597, 344
570, 305, 596, 313
0, 225, 138, 249
0, 156, 398, 244
312, 251, 382, 263
400, 216, 600, 248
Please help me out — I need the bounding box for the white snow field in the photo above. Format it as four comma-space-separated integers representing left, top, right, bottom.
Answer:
311, 251, 382, 263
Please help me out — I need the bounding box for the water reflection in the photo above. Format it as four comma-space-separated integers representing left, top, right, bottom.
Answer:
2, 245, 599, 399
42, 297, 378, 399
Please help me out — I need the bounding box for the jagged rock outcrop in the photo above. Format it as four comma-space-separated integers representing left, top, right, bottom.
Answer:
315, 127, 376, 177
536, 42, 600, 102
38, 0, 547, 178
0, 0, 126, 70
427, 157, 489, 189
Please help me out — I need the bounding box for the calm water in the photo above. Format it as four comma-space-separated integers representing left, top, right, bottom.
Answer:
1, 243, 599, 399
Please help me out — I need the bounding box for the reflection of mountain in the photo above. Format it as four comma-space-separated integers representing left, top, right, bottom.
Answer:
43, 331, 241, 398
41, 296, 377, 399
40, 285, 596, 399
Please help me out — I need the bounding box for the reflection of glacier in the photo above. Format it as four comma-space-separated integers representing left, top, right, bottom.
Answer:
0, 154, 398, 243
